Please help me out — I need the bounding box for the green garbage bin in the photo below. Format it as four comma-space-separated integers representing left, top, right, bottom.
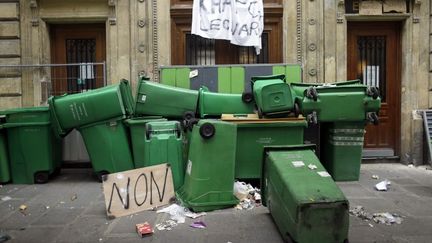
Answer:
124, 116, 167, 164
263, 145, 349, 243
135, 78, 199, 119
222, 116, 307, 179
78, 118, 134, 178
49, 79, 134, 137
0, 115, 10, 184
294, 83, 381, 123
251, 75, 295, 118
176, 120, 238, 212
320, 122, 366, 181
198, 87, 254, 118
3, 107, 62, 184
139, 121, 185, 190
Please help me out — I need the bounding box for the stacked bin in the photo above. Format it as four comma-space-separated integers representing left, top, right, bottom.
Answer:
198, 87, 254, 118
135, 78, 199, 119
49, 80, 135, 178
263, 145, 349, 243
48, 79, 135, 137
320, 122, 366, 181
0, 114, 10, 183
3, 107, 62, 184
176, 120, 238, 212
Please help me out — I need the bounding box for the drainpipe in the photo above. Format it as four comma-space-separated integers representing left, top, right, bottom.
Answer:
152, 0, 159, 82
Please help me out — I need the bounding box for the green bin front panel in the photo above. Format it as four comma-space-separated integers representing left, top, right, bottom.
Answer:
176, 120, 238, 212
0, 127, 10, 183
264, 147, 349, 243
141, 121, 184, 190
135, 79, 199, 118
235, 120, 307, 179
48, 80, 134, 136
125, 117, 167, 167
79, 118, 134, 174
198, 88, 254, 118
320, 122, 366, 181
4, 122, 61, 184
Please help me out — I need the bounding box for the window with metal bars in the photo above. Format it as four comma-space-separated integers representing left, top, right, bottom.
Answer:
185, 33, 269, 65
356, 36, 386, 101
65, 39, 97, 93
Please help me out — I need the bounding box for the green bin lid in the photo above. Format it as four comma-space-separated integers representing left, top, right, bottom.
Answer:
3, 121, 51, 128
124, 116, 166, 126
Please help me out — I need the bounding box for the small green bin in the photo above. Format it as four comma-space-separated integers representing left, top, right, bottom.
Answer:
176, 120, 238, 212
198, 87, 254, 118
263, 145, 349, 243
141, 121, 185, 190
135, 78, 199, 118
124, 116, 167, 164
3, 107, 62, 184
252, 75, 295, 117
49, 79, 134, 137
78, 118, 134, 177
320, 122, 366, 181
0, 115, 10, 183
226, 118, 307, 179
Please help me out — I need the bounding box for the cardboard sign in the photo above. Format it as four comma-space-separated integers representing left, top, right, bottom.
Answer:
102, 164, 174, 218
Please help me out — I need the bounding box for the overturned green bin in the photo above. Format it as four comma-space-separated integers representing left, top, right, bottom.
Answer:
251, 75, 296, 118
198, 87, 254, 118
320, 122, 366, 181
263, 145, 349, 243
135, 78, 199, 119
49, 79, 134, 137
176, 120, 238, 212
78, 118, 134, 179
3, 107, 62, 184
0, 115, 10, 184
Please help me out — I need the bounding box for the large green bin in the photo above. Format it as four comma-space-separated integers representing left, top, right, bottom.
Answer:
263, 145, 349, 243
49, 79, 134, 137
141, 121, 185, 190
124, 117, 167, 164
0, 115, 10, 184
3, 107, 62, 184
135, 78, 199, 118
252, 75, 295, 117
294, 83, 381, 122
320, 122, 366, 181
78, 118, 134, 177
198, 87, 254, 118
176, 120, 238, 212
224, 117, 307, 179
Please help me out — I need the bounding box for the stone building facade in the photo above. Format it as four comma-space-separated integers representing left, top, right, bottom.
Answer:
0, 0, 430, 165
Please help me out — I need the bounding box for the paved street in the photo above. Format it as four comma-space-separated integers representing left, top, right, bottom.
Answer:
1, 163, 432, 243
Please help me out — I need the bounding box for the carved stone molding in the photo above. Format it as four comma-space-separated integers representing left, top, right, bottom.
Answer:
108, 0, 117, 25
30, 0, 39, 27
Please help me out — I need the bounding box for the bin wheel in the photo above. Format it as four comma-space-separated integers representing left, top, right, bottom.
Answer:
294, 102, 300, 118
371, 112, 379, 125
367, 86, 380, 100
34, 172, 49, 184
96, 171, 109, 183
146, 124, 153, 139
199, 123, 216, 139
306, 87, 318, 101
183, 111, 195, 121
241, 92, 254, 103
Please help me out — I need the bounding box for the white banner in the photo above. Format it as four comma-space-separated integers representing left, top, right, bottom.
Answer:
192, 0, 264, 54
